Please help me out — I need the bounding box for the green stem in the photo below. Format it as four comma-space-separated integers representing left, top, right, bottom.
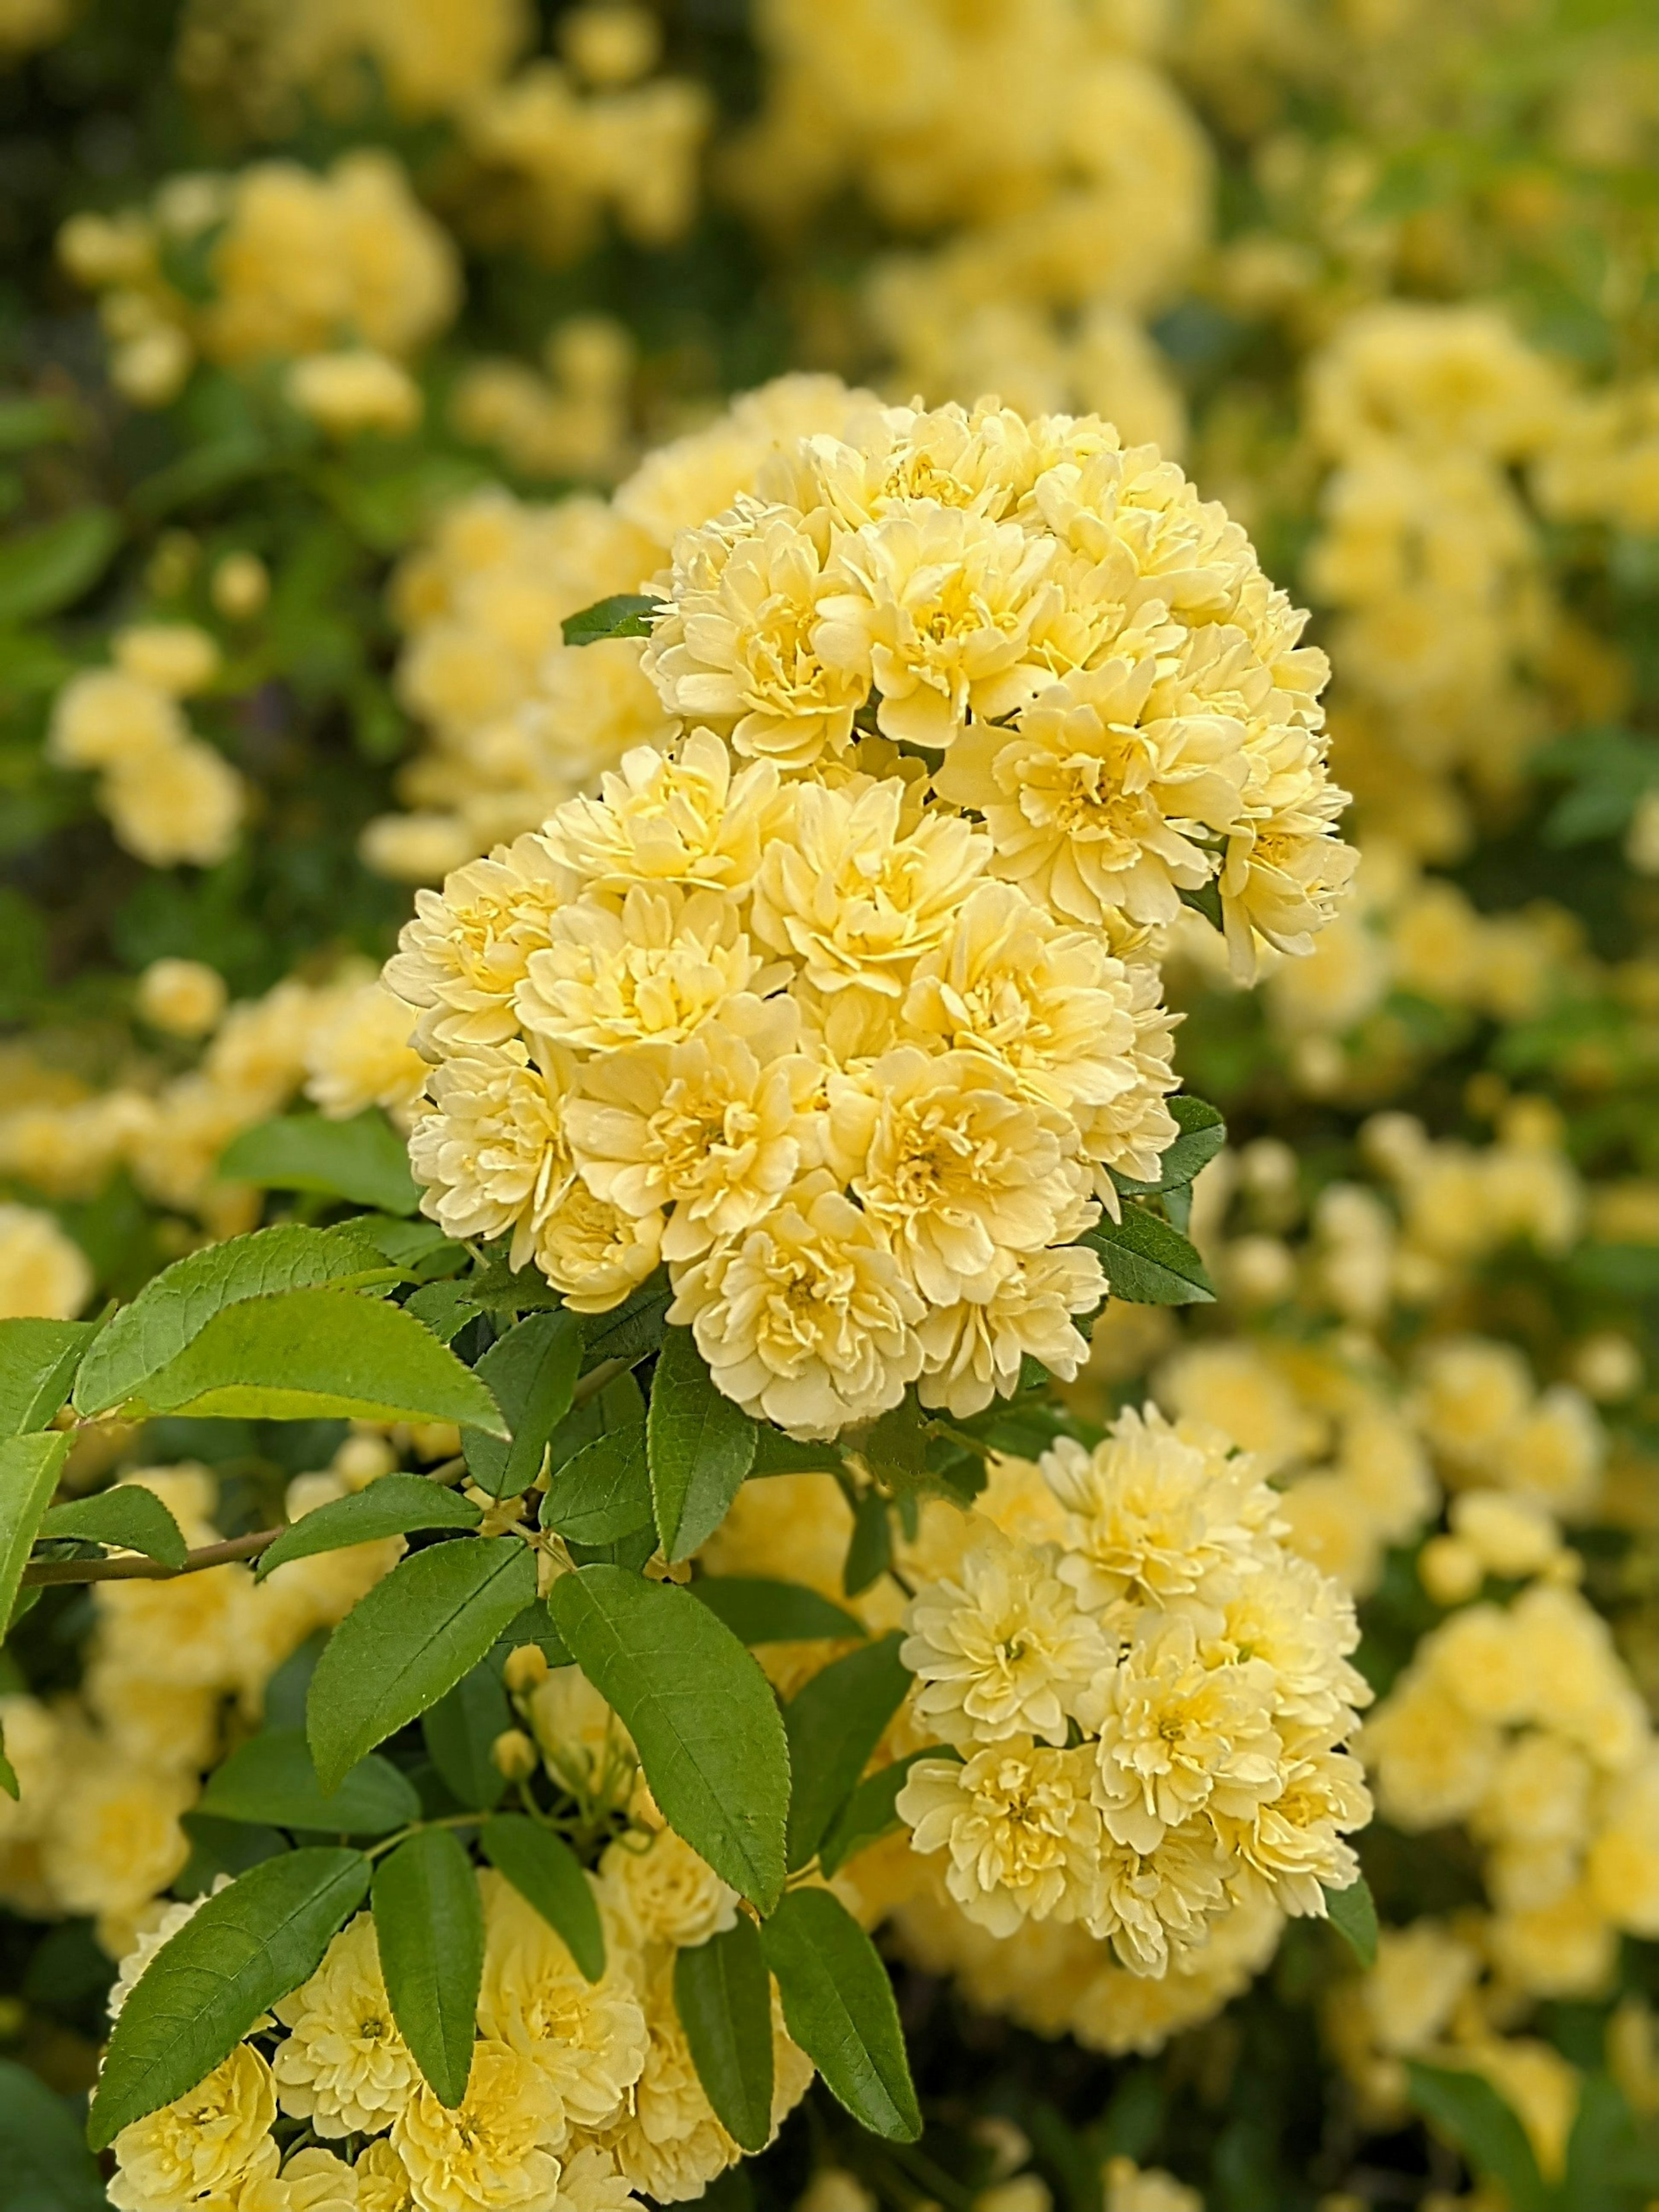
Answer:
364, 1811, 483, 1861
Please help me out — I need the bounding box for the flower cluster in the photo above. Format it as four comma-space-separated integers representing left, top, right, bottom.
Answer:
893, 1405, 1372, 1976
389, 396, 1350, 1437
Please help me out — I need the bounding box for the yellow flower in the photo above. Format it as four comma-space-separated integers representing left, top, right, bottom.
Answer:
288, 349, 423, 438
102, 738, 247, 868
391, 2039, 565, 2212
283, 2145, 362, 2212
901, 1522, 1110, 1747
112, 622, 221, 696
407, 1041, 576, 1268
542, 731, 781, 900
596, 1822, 739, 1950
477, 1871, 647, 2128
531, 1175, 664, 1313
516, 885, 775, 1055
353, 2139, 417, 2212
915, 1245, 1105, 1417
109, 2045, 280, 2212
828, 1046, 1093, 1305
48, 669, 185, 768
897, 1740, 1104, 1936
0, 1203, 92, 1319
667, 1170, 925, 1437
136, 957, 227, 1039
385, 833, 572, 1058
304, 982, 428, 1131
273, 1912, 422, 2136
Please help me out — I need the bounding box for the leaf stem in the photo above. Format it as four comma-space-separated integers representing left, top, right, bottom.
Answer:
20, 1525, 283, 1588
364, 1811, 483, 1860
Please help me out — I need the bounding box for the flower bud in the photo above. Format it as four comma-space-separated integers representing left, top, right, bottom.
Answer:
491, 1729, 539, 1783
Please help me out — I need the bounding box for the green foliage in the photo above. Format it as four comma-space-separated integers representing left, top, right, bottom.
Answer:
478, 1815, 605, 1983
675, 1917, 775, 2155
372, 1828, 485, 2109
540, 1425, 654, 1545
562, 594, 662, 644
1322, 1874, 1379, 1967
0, 1433, 70, 1634
548, 1564, 791, 1912
0, 2059, 106, 2212
1109, 1096, 1228, 1196
462, 1310, 584, 1499
421, 1664, 512, 1811
0, 1319, 97, 1439
760, 1888, 921, 2142
782, 1634, 912, 1872
219, 1111, 420, 1216
689, 1576, 867, 1645
254, 1472, 482, 1580
1083, 1205, 1217, 1304
197, 1727, 420, 1835
818, 1749, 948, 1877
647, 1326, 759, 1563
38, 1483, 188, 1568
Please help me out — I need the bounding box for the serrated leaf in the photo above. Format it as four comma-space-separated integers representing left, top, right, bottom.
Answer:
647, 1328, 758, 1562
1109, 1096, 1227, 1196
760, 1887, 920, 2142
422, 1663, 511, 1810
675, 1916, 774, 2155
38, 1484, 188, 1569
578, 1270, 672, 1368
73, 1224, 386, 1416
689, 1577, 866, 1646
463, 1311, 583, 1499
0, 2055, 107, 2212
373, 1827, 484, 2108
1, 1433, 69, 1637
548, 1565, 790, 1911
542, 1427, 654, 1545
220, 1109, 420, 1216
783, 1633, 911, 1871
1407, 2063, 1549, 2212
852, 1399, 929, 1489
133, 1287, 507, 1430
0, 1318, 97, 1439
1322, 1873, 1378, 1967
561, 593, 661, 645
1084, 1206, 1216, 1305
257, 1474, 480, 1582
0, 505, 120, 626
87, 1847, 371, 2148
819, 1749, 948, 1876
197, 1727, 420, 1834
404, 1281, 482, 1344
479, 1814, 604, 1983
308, 1538, 537, 1790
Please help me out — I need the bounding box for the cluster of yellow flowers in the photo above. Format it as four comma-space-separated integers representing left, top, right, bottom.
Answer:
57, 150, 457, 413
387, 392, 1353, 1435
46, 623, 249, 868
450, 316, 638, 488
105, 1814, 813, 2210
892, 1408, 1371, 1973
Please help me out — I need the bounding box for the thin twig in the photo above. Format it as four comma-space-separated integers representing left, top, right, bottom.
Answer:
21, 1526, 284, 1588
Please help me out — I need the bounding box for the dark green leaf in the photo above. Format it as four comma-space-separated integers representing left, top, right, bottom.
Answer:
38, 1484, 188, 1569
648, 1328, 758, 1562
73, 1223, 386, 1416
1109, 1096, 1227, 1196
133, 1287, 507, 1431
760, 1887, 920, 2142
479, 1813, 604, 1982
308, 1538, 537, 1790
1, 1433, 70, 1636
1322, 1874, 1378, 1968
784, 1633, 911, 1870
220, 1110, 420, 1215
0, 1319, 97, 1439
578, 1270, 672, 1368
690, 1577, 866, 1646
256, 1474, 481, 1582
494, 1600, 572, 1670
422, 1663, 512, 1810
843, 1490, 892, 1598
404, 1281, 482, 1343
819, 1750, 949, 1876
542, 1427, 654, 1545
464, 1311, 584, 1499
1407, 2063, 1548, 2212
88, 1847, 371, 2148
0, 2056, 106, 2212
674, 1916, 774, 2155
373, 1827, 485, 2108
0, 1724, 15, 1802
1178, 879, 1224, 930
548, 1564, 790, 1910
852, 1400, 929, 1490
197, 1727, 420, 1834
1084, 1206, 1216, 1305
0, 507, 120, 626
750, 1428, 843, 1475
562, 593, 661, 645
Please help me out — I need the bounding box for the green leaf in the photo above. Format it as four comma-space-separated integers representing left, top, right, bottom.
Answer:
1084, 1205, 1216, 1305
133, 1287, 508, 1430
463, 1311, 584, 1499
578, 1270, 672, 1368
1322, 1874, 1378, 1968
197, 1727, 420, 1834
541, 1427, 654, 1545
843, 1490, 892, 1597
404, 1281, 482, 1344
308, 1538, 537, 1791
690, 1577, 866, 1646
1178, 879, 1224, 931
0, 506, 120, 627
494, 1600, 572, 1671
1407, 2064, 1548, 2212
0, 1433, 69, 1637
819, 1749, 948, 1877
1109, 1096, 1227, 1196
760, 1887, 920, 2142
548, 1564, 790, 1911
38, 1484, 188, 1569
220, 1110, 420, 1215
479, 1813, 604, 1983
0, 396, 79, 453
0, 2056, 106, 2212
674, 1916, 775, 2155
257, 1474, 481, 1582
561, 593, 661, 645
750, 1428, 843, 1475
0, 1723, 15, 1801
88, 1847, 371, 2148
422, 1663, 512, 1810
73, 1223, 387, 1416
784, 1633, 911, 1871
852, 1399, 929, 1490
0, 1318, 97, 1438
648, 1328, 758, 1563
372, 1827, 485, 2108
